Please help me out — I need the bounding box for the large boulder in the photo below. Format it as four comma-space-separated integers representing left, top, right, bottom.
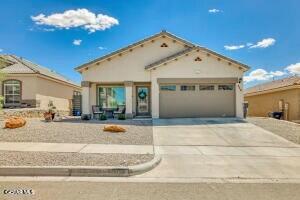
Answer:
103, 125, 126, 133
4, 117, 26, 129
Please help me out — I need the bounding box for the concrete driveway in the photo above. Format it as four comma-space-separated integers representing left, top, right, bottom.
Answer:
138, 118, 300, 180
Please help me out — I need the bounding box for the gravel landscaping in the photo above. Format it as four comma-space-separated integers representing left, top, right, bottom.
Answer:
247, 117, 300, 145
0, 151, 154, 166
0, 118, 153, 145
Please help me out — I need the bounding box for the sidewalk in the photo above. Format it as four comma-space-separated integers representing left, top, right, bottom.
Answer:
0, 142, 153, 154
0, 142, 160, 177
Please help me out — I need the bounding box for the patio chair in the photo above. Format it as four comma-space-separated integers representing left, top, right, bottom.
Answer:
113, 105, 126, 119
92, 105, 104, 119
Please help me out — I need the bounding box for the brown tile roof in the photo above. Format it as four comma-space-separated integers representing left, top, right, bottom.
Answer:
0, 55, 80, 87
244, 76, 300, 95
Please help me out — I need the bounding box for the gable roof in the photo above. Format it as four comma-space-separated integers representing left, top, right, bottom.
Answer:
0, 55, 80, 87
75, 30, 196, 71
145, 46, 249, 71
75, 30, 250, 72
145, 47, 196, 70
245, 76, 300, 95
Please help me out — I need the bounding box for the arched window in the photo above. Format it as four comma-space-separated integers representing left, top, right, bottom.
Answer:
3, 80, 21, 105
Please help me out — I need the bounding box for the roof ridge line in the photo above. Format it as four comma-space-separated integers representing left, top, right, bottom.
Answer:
145, 47, 196, 70
10, 55, 39, 73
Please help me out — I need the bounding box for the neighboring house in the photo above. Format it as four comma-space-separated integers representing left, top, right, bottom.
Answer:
0, 55, 81, 112
75, 31, 249, 119
244, 76, 300, 123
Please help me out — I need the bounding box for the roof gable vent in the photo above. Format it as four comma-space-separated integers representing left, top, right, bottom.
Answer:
194, 57, 202, 62
160, 43, 168, 47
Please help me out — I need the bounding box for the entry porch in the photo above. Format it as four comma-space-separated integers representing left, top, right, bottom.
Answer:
81, 81, 152, 119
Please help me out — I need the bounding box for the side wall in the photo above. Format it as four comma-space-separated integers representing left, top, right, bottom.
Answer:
35, 76, 80, 111
245, 89, 300, 121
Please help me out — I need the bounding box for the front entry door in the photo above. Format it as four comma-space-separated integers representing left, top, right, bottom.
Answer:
136, 86, 150, 116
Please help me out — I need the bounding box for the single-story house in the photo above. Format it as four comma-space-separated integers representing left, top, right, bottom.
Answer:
244, 76, 300, 123
75, 30, 249, 119
0, 55, 81, 113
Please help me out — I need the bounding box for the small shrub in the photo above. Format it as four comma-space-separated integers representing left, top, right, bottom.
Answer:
100, 114, 107, 120
118, 114, 126, 120
81, 114, 91, 120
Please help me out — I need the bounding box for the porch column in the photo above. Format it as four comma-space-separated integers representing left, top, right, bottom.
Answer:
81, 81, 91, 117
235, 81, 244, 118
124, 81, 133, 118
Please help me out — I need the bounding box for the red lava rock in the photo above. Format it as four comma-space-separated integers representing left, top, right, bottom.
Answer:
4, 116, 26, 129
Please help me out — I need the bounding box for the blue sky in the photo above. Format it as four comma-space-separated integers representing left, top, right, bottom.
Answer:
0, 0, 299, 87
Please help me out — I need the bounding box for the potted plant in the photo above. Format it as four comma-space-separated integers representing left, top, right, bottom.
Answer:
118, 114, 126, 120
43, 101, 56, 122
99, 114, 107, 121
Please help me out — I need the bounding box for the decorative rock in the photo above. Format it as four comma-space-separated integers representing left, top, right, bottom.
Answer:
4, 117, 26, 129
53, 115, 62, 122
103, 125, 126, 133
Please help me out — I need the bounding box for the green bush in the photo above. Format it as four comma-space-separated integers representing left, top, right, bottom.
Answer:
118, 114, 126, 120
0, 96, 3, 110
99, 114, 107, 120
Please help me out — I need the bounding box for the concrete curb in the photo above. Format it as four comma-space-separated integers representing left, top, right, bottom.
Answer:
0, 154, 161, 177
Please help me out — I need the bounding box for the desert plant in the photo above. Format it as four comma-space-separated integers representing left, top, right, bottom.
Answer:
43, 100, 57, 121
118, 114, 126, 120
99, 114, 107, 121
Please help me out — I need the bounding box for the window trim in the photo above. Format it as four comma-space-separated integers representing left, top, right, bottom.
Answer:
180, 85, 196, 91
218, 84, 234, 91
160, 85, 176, 91
2, 79, 22, 105
96, 85, 125, 108
199, 85, 215, 91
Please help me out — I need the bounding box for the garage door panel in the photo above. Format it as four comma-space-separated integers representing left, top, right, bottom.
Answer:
159, 84, 235, 118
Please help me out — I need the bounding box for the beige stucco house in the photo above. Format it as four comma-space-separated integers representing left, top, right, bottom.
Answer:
244, 76, 300, 123
0, 55, 81, 113
75, 31, 249, 119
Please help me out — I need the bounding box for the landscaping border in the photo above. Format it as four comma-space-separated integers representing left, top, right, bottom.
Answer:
0, 154, 161, 177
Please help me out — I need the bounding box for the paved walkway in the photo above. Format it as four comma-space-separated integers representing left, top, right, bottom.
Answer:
0, 142, 153, 154
138, 118, 300, 180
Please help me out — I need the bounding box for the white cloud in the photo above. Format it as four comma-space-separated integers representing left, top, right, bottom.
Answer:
0, 49, 3, 52
73, 39, 82, 46
285, 63, 300, 75
208, 8, 220, 13
31, 8, 119, 33
270, 70, 285, 76
224, 38, 275, 51
244, 68, 285, 83
98, 46, 106, 50
249, 38, 276, 48
224, 45, 245, 51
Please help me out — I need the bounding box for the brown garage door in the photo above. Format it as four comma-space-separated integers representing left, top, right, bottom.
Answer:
159, 84, 235, 118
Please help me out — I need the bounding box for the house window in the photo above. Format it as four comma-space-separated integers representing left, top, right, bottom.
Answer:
160, 85, 176, 91
3, 80, 21, 104
218, 85, 234, 91
180, 85, 195, 91
98, 86, 125, 108
199, 85, 215, 91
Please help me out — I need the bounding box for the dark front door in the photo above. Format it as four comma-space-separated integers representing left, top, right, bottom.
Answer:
136, 86, 150, 116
